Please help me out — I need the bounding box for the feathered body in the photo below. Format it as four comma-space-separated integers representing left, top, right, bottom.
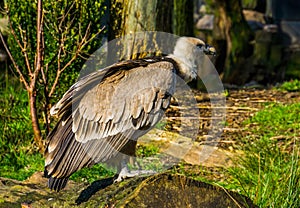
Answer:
44, 37, 215, 191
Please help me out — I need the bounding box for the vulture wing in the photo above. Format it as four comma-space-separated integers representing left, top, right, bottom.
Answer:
44, 58, 177, 191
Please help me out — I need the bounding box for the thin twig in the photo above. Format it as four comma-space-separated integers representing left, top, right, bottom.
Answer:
48, 25, 104, 97
58, 2, 76, 31
214, 183, 243, 208
48, 32, 64, 97
198, 140, 236, 145
0, 31, 30, 90
8, 16, 32, 76
49, 70, 61, 97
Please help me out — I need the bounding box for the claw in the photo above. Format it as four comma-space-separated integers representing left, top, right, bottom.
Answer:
114, 165, 156, 183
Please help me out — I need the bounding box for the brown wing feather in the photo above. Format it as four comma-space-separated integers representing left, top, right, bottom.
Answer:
44, 59, 176, 191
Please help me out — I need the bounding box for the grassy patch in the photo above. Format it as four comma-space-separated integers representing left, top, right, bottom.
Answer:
245, 102, 300, 137
70, 163, 115, 183
136, 144, 160, 158
0, 71, 44, 180
228, 138, 299, 207
0, 70, 117, 182
71, 144, 161, 183
133, 144, 164, 171
225, 103, 300, 207
277, 79, 300, 92
0, 154, 44, 180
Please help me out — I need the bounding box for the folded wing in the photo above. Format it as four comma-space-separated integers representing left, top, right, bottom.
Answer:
44, 59, 177, 191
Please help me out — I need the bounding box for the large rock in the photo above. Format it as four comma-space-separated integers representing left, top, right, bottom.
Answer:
121, 173, 256, 208
196, 15, 214, 31
0, 172, 256, 208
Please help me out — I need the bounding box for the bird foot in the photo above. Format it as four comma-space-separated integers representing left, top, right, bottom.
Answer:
114, 166, 156, 183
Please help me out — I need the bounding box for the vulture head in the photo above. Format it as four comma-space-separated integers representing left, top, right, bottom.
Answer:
170, 37, 216, 82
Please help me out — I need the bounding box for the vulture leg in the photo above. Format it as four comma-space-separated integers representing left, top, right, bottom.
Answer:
114, 160, 156, 183
113, 139, 156, 183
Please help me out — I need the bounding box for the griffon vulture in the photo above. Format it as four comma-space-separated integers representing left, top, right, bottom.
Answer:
44, 37, 216, 191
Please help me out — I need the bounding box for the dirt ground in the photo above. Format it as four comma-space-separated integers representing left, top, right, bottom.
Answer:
158, 88, 300, 166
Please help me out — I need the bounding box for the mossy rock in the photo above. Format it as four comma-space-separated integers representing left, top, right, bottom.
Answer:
0, 172, 256, 207
120, 173, 256, 208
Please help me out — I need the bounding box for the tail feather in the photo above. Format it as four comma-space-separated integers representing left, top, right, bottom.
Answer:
44, 113, 95, 192
48, 176, 69, 192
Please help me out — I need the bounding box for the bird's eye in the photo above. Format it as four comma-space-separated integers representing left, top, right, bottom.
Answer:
196, 44, 204, 48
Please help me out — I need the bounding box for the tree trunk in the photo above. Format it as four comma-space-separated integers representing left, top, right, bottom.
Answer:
155, 0, 173, 33
109, 0, 161, 60
108, 0, 194, 60
173, 0, 194, 36
109, 0, 169, 39
209, 0, 254, 85
30, 0, 44, 152
29, 91, 44, 151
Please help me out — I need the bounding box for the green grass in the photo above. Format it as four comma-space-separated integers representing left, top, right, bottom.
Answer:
128, 144, 164, 172
71, 144, 161, 183
246, 102, 300, 136
136, 143, 160, 158
70, 163, 116, 183
225, 103, 300, 207
0, 70, 44, 180
277, 79, 300, 92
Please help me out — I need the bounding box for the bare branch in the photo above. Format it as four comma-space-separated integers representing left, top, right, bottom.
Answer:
35, 0, 44, 76
8, 18, 33, 76
58, 2, 76, 31
60, 25, 105, 73
28, 0, 44, 152
48, 26, 105, 98
40, 14, 47, 85
8, 21, 25, 50
0, 31, 30, 90
48, 32, 64, 97
40, 63, 47, 85
81, 26, 105, 49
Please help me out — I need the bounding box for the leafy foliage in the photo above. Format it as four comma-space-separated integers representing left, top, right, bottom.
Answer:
0, 0, 107, 179
6, 0, 107, 139
278, 79, 300, 92
7, 0, 106, 89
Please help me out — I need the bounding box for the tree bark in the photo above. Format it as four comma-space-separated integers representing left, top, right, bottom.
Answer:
30, 0, 44, 152
29, 91, 44, 151
209, 0, 254, 84
109, 0, 160, 61
173, 0, 194, 36
108, 0, 194, 60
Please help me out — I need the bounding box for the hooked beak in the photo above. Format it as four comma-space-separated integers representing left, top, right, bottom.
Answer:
203, 44, 216, 56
